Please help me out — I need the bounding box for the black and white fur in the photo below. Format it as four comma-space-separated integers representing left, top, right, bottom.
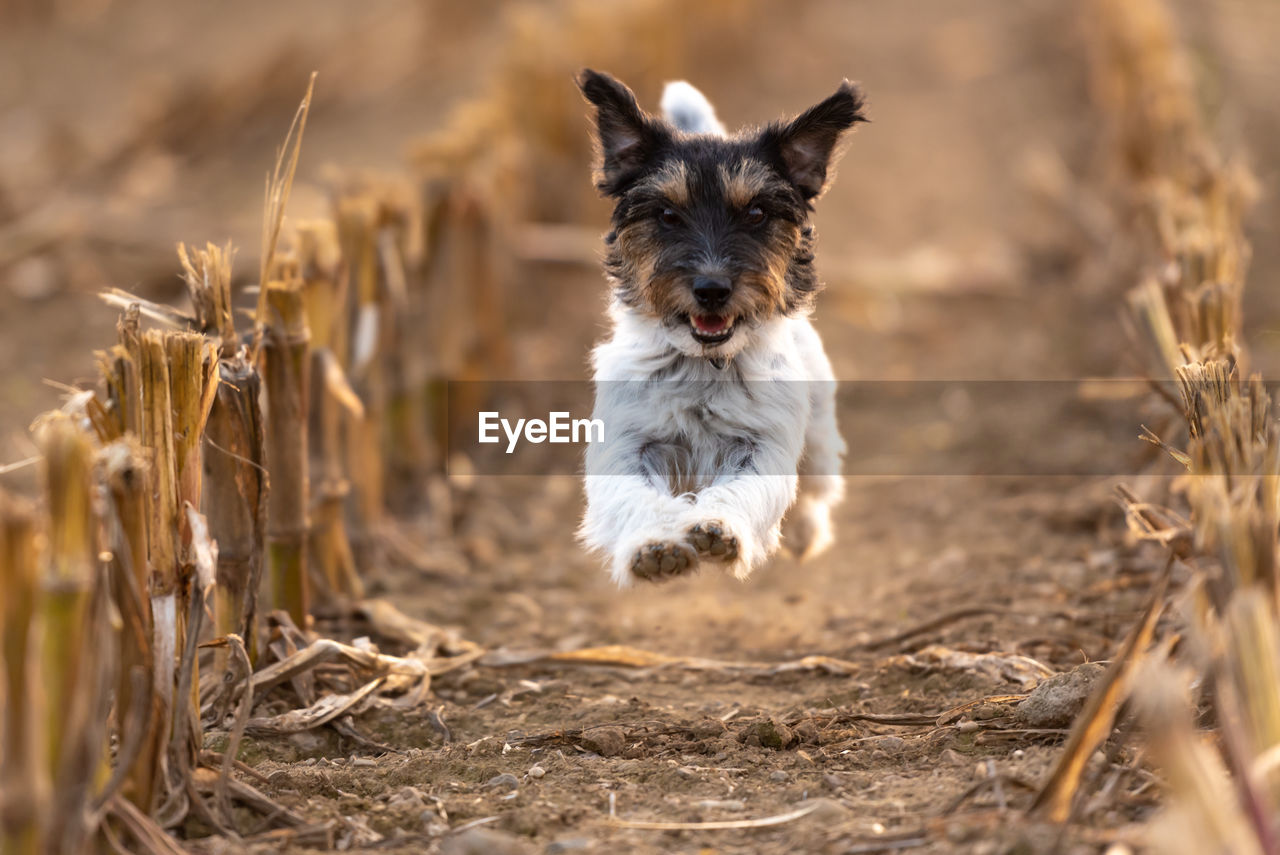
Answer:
577, 70, 863, 586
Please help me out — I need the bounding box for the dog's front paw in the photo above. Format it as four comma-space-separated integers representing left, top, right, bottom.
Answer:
688, 521, 739, 562
630, 540, 698, 582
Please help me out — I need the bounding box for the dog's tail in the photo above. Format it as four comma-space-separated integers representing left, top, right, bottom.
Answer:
661, 81, 726, 136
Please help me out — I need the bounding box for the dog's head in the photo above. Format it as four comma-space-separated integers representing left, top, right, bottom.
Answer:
578, 69, 865, 358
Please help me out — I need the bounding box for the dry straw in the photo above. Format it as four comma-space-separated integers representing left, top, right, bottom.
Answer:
1033, 0, 1280, 847
2, 62, 501, 849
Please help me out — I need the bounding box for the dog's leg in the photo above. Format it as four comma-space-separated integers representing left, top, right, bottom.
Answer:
782, 391, 844, 559
782, 342, 845, 559
581, 469, 700, 586
579, 381, 704, 586
687, 436, 798, 579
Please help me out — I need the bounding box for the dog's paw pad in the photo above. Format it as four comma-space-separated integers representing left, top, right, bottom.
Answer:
689, 521, 739, 561
630, 541, 697, 581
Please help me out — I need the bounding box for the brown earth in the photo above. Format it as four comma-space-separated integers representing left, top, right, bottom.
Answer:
2, 1, 1278, 853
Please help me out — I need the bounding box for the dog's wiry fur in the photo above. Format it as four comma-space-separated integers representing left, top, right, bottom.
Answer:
577, 69, 864, 586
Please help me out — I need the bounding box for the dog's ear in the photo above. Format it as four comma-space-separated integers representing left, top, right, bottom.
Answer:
577, 69, 670, 196
761, 81, 866, 201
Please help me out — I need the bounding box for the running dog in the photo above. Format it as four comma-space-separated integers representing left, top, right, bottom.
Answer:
576, 69, 864, 586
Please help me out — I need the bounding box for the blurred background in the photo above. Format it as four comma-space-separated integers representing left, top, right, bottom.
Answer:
0, 0, 1277, 464
4, 5, 1280, 848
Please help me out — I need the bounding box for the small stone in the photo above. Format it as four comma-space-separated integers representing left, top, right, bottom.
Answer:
1016, 663, 1107, 728
823, 773, 844, 791
579, 726, 626, 757
866, 735, 906, 754
769, 770, 789, 783
690, 718, 726, 739
545, 838, 592, 853
792, 720, 820, 744
526, 765, 546, 779
386, 787, 426, 812
484, 773, 520, 792
747, 718, 795, 750
441, 827, 533, 855
467, 736, 505, 756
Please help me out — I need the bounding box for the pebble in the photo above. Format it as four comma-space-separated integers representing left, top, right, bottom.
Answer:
866, 735, 906, 754
526, 765, 546, 779
467, 736, 505, 756
690, 718, 726, 739
743, 718, 795, 750
769, 770, 789, 782
579, 726, 627, 757
386, 787, 426, 812
1016, 662, 1107, 728
792, 720, 820, 744
484, 773, 520, 792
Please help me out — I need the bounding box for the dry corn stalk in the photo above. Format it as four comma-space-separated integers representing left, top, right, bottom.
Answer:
99, 438, 160, 813
252, 72, 314, 360
178, 242, 237, 353
333, 193, 388, 572
1060, 0, 1280, 846
1135, 661, 1266, 855
134, 330, 183, 822
179, 241, 269, 667
29, 414, 115, 853
203, 357, 267, 666
0, 492, 45, 854
262, 274, 312, 627
296, 222, 363, 603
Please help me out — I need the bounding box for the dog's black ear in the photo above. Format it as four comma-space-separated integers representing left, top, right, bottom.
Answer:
577, 69, 669, 196
761, 81, 866, 201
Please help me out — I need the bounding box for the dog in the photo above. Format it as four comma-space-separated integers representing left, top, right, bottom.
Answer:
576, 69, 864, 586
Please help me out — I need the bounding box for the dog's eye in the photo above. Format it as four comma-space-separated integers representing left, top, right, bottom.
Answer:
744, 206, 767, 226
658, 207, 681, 227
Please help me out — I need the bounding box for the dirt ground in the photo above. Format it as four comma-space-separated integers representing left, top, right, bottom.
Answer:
3, 1, 1279, 853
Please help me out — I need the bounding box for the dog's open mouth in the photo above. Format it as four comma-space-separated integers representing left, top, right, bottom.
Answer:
689, 313, 734, 344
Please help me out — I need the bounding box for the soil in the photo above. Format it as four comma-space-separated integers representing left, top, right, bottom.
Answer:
3, 1, 1278, 853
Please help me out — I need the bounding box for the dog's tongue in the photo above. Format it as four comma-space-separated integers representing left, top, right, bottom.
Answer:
692, 314, 729, 335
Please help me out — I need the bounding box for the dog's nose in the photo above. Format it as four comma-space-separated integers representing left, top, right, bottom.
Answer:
692, 275, 732, 310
